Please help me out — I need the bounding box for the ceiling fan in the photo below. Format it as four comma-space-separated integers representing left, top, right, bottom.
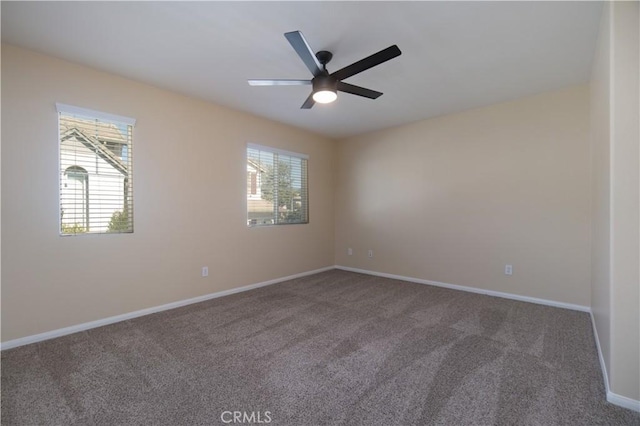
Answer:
248, 31, 402, 109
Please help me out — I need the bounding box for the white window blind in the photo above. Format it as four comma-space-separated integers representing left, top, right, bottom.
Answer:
57, 103, 135, 235
247, 144, 308, 226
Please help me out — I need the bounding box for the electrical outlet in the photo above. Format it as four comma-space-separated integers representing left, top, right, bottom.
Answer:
347, 248, 353, 256
202, 266, 209, 277
505, 264, 513, 276
368, 249, 374, 258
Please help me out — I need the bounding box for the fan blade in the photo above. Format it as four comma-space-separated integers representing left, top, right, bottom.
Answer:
285, 31, 324, 77
337, 82, 382, 99
331, 45, 401, 81
248, 79, 312, 86
301, 93, 315, 109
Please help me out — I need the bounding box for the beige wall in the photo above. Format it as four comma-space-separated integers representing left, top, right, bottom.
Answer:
590, 1, 640, 402
1, 45, 336, 342
589, 0, 612, 383
335, 86, 591, 306
609, 0, 639, 401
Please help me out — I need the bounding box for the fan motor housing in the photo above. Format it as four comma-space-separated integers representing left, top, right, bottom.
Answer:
312, 74, 337, 93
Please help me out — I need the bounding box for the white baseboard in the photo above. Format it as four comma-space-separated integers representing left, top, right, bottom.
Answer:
590, 311, 612, 398
0, 266, 334, 351
335, 265, 590, 312
607, 392, 640, 412
590, 312, 640, 412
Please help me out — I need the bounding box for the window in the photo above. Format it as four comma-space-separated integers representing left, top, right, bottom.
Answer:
247, 144, 308, 226
57, 103, 135, 235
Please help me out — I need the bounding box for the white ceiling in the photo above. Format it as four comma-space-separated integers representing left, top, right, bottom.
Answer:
2, 1, 602, 139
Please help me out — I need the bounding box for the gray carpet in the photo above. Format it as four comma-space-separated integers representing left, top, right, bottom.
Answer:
2, 270, 639, 425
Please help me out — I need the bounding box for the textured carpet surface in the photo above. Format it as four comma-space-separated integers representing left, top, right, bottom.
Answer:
2, 270, 639, 425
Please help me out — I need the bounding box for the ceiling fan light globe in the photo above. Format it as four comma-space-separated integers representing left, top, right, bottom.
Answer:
313, 90, 337, 104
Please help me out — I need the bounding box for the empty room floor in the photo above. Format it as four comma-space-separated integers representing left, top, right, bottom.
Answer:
2, 270, 638, 425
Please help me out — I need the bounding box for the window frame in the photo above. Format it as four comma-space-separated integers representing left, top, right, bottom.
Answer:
57, 103, 136, 236
246, 143, 309, 227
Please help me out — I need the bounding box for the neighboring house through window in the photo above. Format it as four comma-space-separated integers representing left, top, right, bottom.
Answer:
57, 103, 135, 235
247, 144, 308, 226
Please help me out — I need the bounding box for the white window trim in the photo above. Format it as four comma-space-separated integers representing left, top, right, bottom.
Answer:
56, 103, 136, 126
246, 143, 309, 160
